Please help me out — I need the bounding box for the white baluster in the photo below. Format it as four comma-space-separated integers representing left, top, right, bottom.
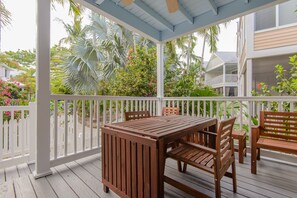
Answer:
64, 100, 68, 156
90, 100, 93, 149
109, 100, 113, 123
192, 100, 194, 116
121, 100, 124, 122
82, 100, 86, 151
73, 100, 77, 154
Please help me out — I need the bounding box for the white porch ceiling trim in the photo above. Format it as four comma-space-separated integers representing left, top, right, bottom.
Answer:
76, 0, 288, 43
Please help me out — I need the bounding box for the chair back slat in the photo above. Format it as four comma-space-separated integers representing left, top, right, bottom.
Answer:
125, 111, 150, 121
260, 111, 297, 141
162, 107, 180, 116
216, 117, 236, 167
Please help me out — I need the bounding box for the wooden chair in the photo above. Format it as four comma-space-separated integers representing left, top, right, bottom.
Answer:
125, 111, 150, 121
166, 117, 237, 198
162, 107, 180, 116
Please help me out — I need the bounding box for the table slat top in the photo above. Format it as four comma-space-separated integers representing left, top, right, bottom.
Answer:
103, 116, 217, 139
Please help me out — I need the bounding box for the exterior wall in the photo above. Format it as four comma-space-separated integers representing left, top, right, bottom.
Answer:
0, 67, 11, 78
254, 25, 297, 50
237, 0, 297, 96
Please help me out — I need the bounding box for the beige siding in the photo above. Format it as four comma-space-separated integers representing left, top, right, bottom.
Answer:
254, 25, 297, 50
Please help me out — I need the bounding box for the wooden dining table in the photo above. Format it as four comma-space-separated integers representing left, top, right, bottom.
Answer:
101, 115, 217, 198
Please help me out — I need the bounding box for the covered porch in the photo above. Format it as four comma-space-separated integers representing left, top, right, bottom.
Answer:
1, 0, 297, 197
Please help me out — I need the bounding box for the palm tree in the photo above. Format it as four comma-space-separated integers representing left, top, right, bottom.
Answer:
52, 0, 82, 16
63, 38, 103, 94
57, 15, 87, 46
0, 0, 11, 51
196, 22, 230, 83
87, 14, 135, 77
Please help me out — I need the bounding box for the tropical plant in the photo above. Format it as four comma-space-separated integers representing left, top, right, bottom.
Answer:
52, 0, 82, 16
253, 55, 297, 96
0, 1, 11, 27
108, 46, 157, 96
63, 38, 103, 94
57, 15, 87, 46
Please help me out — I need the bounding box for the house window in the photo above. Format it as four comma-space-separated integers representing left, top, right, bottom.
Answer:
4, 69, 8, 77
255, 0, 297, 31
255, 6, 276, 31
279, 0, 297, 26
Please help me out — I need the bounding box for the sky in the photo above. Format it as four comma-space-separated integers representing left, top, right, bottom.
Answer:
1, 0, 238, 62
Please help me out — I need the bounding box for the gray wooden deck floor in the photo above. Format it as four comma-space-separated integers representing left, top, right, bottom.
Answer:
0, 154, 297, 198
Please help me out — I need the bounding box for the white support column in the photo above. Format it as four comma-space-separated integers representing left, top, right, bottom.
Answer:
223, 64, 226, 96
34, 0, 52, 179
156, 43, 164, 116
29, 102, 36, 164
246, 59, 253, 96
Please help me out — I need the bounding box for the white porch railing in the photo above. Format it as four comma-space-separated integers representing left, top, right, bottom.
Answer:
49, 95, 158, 166
205, 74, 238, 86
0, 103, 36, 168
1, 96, 297, 169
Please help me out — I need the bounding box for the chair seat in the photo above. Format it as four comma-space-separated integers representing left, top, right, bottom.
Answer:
167, 144, 214, 174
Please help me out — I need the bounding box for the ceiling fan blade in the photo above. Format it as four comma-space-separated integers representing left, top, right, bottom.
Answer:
121, 0, 134, 6
166, 0, 179, 13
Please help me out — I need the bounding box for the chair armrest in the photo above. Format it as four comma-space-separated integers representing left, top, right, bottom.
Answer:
179, 139, 217, 155
198, 130, 217, 136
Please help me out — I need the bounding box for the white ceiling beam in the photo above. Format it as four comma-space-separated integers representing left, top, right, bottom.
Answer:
161, 0, 285, 42
132, 0, 174, 32
178, 2, 193, 24
76, 0, 161, 42
207, 0, 218, 15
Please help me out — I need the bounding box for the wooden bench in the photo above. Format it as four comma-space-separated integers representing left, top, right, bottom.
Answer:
251, 111, 297, 174
232, 130, 247, 164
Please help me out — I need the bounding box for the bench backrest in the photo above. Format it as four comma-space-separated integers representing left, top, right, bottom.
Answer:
260, 111, 297, 141
125, 111, 151, 121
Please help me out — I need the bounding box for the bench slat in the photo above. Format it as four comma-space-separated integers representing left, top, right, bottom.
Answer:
257, 138, 297, 154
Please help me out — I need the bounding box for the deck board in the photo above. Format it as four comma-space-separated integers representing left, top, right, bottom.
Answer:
45, 169, 78, 198
17, 164, 31, 177
29, 174, 57, 198
65, 161, 118, 198
0, 154, 297, 198
54, 164, 98, 198
14, 175, 36, 198
0, 168, 5, 184
5, 166, 19, 182
0, 181, 15, 198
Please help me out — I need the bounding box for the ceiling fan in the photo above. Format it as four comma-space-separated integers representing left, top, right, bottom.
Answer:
120, 0, 179, 13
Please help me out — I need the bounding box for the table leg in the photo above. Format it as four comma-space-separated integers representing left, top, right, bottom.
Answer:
158, 139, 166, 198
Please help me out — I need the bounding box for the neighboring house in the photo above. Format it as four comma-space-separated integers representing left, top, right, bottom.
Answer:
0, 63, 13, 80
237, 0, 297, 96
205, 52, 238, 96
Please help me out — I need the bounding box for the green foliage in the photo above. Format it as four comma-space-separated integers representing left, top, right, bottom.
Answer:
109, 46, 157, 96
253, 55, 297, 96
3, 50, 36, 69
